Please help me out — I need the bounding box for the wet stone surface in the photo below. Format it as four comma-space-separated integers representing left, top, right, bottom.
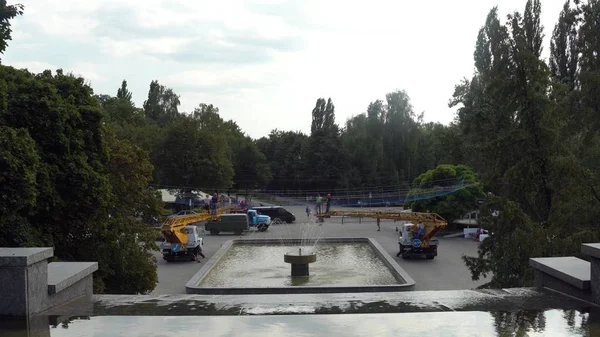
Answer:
44, 288, 592, 316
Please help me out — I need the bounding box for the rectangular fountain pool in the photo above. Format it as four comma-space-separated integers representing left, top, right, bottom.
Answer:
186, 238, 415, 294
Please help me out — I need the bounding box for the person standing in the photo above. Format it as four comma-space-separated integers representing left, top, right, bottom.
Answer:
204, 194, 211, 211
306, 205, 311, 218
377, 217, 381, 231
326, 193, 332, 213
211, 193, 218, 216
316, 194, 322, 214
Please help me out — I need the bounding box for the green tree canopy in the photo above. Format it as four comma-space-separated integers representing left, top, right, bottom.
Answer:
409, 164, 484, 222
0, 65, 159, 294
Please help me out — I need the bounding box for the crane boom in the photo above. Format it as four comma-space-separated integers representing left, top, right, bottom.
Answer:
161, 205, 235, 244
317, 210, 447, 247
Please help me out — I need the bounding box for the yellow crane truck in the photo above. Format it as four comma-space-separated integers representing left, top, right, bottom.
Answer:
317, 210, 447, 259
160, 206, 234, 262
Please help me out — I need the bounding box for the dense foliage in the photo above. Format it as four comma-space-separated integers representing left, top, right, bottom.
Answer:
409, 165, 484, 222
457, 0, 600, 287
0, 64, 160, 293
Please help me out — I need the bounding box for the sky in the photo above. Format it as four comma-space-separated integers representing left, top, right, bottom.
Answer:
3, 0, 567, 139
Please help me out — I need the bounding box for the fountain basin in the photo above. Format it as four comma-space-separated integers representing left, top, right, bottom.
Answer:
284, 253, 317, 264
186, 238, 415, 294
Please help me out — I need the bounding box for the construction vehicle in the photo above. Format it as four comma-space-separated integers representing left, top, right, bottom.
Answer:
160, 205, 234, 262
317, 210, 447, 260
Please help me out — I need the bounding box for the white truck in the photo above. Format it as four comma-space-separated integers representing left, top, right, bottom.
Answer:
397, 222, 442, 260
160, 224, 205, 263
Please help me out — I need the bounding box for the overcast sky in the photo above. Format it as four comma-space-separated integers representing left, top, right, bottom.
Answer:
4, 0, 566, 139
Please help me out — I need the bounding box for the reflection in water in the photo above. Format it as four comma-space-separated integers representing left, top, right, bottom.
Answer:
32, 309, 597, 337
199, 243, 399, 287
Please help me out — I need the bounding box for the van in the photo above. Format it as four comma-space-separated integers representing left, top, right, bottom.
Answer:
251, 206, 295, 223
205, 214, 249, 235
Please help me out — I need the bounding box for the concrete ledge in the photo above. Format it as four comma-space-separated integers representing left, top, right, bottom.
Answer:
0, 248, 53, 267
40, 288, 592, 316
48, 273, 94, 309
48, 262, 98, 295
582, 243, 600, 259
530, 257, 590, 290
186, 238, 415, 294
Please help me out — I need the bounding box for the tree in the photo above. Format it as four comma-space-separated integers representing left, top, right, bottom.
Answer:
0, 0, 23, 61
156, 116, 234, 190
462, 198, 548, 288
303, 98, 345, 190
0, 65, 160, 294
0, 126, 41, 247
116, 79, 133, 104
143, 80, 181, 125
256, 130, 307, 190
409, 164, 484, 222
95, 132, 160, 293
455, 0, 600, 289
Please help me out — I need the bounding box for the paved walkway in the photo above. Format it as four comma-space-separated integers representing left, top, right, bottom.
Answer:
152, 205, 489, 294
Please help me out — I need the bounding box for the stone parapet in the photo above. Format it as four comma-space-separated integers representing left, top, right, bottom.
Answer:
0, 247, 97, 316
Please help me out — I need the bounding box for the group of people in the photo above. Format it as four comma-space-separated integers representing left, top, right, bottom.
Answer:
305, 193, 332, 217
305, 194, 332, 225
202, 192, 221, 215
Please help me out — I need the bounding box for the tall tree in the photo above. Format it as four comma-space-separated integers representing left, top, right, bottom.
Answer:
116, 79, 133, 104
142, 80, 181, 125
459, 0, 600, 288
0, 0, 23, 61
304, 98, 344, 191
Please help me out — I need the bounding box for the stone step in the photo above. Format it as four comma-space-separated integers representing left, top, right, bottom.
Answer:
582, 243, 600, 258
530, 256, 590, 290
47, 262, 98, 295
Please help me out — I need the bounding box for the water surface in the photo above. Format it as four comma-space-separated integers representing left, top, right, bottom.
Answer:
35, 310, 598, 337
199, 243, 399, 287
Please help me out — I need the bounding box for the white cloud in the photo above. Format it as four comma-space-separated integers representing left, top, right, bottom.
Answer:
3, 0, 568, 138
8, 61, 57, 73
69, 62, 107, 83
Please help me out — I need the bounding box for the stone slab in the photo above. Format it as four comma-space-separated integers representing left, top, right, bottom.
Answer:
48, 274, 94, 309
530, 257, 590, 290
0, 248, 53, 267
47, 262, 98, 295
582, 243, 600, 259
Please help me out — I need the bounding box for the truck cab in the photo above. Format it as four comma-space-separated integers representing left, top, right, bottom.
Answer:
398, 223, 439, 260
160, 225, 204, 262
247, 209, 271, 232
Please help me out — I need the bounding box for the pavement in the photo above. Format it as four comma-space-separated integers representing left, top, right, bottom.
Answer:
151, 205, 489, 294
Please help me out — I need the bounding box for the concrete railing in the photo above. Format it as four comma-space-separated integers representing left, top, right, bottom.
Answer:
530, 243, 600, 305
0, 247, 98, 316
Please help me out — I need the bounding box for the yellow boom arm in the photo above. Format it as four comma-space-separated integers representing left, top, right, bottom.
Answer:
161, 206, 235, 244
317, 210, 448, 247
